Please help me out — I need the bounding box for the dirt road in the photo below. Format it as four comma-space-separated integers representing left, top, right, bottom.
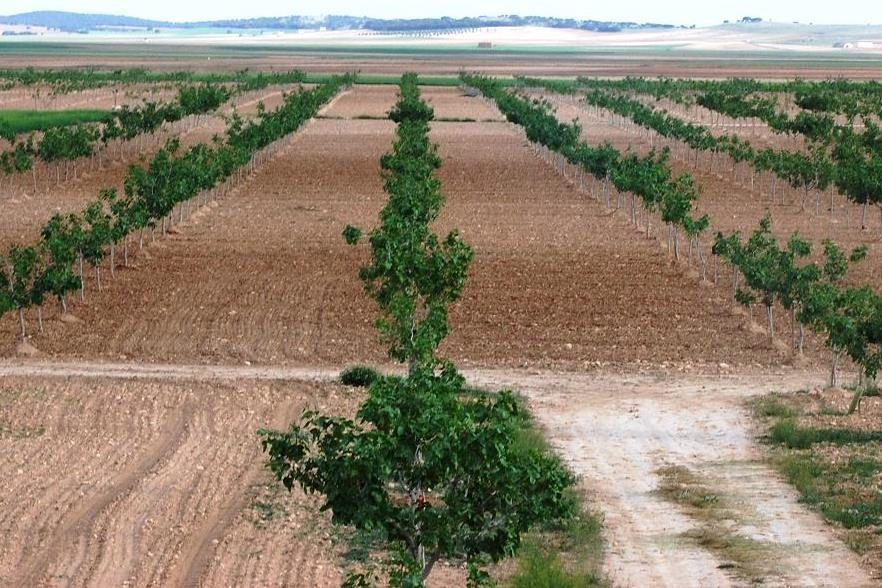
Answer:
469, 369, 876, 588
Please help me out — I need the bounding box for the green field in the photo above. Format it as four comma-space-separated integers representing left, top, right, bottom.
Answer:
0, 109, 112, 134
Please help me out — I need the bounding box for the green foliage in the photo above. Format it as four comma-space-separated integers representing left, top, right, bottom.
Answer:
342, 225, 363, 245
773, 451, 882, 529
753, 395, 799, 418
261, 368, 576, 585
769, 419, 882, 449
351, 73, 473, 372
340, 365, 381, 388
510, 542, 604, 588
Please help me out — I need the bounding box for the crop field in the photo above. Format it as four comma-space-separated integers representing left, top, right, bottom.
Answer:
0, 109, 111, 134
0, 61, 880, 588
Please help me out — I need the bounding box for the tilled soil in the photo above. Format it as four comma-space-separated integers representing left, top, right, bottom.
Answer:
321, 83, 398, 118
421, 86, 506, 121
0, 373, 352, 587
2, 87, 775, 369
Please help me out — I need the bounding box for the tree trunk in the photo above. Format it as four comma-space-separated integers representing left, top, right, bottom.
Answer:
79, 253, 85, 300
766, 305, 774, 341
848, 386, 865, 415
830, 350, 841, 388
18, 308, 26, 342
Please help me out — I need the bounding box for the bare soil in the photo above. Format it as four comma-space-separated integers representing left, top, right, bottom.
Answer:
0, 372, 352, 587
2, 86, 778, 370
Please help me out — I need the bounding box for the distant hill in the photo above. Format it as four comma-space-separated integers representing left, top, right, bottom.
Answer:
0, 11, 165, 31
0, 11, 680, 33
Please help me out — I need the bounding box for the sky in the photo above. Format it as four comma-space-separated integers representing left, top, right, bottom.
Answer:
2, 0, 881, 27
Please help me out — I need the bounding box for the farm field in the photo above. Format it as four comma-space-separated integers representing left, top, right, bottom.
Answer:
0, 65, 880, 588
533, 90, 882, 317
0, 84, 303, 250
0, 109, 111, 134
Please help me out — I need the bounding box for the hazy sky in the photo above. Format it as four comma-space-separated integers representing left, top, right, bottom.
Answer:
3, 1, 881, 26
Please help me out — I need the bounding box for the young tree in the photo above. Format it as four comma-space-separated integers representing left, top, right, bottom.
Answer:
7, 245, 41, 341
40, 214, 81, 314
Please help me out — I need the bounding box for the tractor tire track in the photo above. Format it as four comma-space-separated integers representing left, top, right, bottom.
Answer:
12, 400, 194, 587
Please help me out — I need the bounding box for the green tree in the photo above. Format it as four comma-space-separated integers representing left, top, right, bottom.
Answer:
259, 74, 575, 586
7, 245, 41, 341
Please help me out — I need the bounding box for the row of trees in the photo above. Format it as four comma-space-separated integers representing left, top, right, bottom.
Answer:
0, 70, 310, 192
0, 83, 233, 192
260, 73, 575, 587
551, 84, 882, 232
0, 75, 354, 343
567, 76, 882, 117
555, 77, 882, 232
464, 73, 710, 265
512, 75, 882, 396
714, 216, 879, 411
0, 67, 307, 94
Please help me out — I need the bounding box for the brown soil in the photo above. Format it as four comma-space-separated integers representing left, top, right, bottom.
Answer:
0, 373, 352, 587
3, 50, 881, 79
422, 86, 505, 121
2, 86, 777, 370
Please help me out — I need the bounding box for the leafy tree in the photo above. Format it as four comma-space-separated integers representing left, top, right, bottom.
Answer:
6, 245, 41, 341
39, 214, 81, 313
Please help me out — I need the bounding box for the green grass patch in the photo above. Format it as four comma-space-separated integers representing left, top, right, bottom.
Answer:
0, 109, 112, 134
752, 395, 800, 419
654, 465, 784, 584
508, 499, 608, 588
0, 421, 45, 439
772, 450, 882, 528
768, 420, 882, 449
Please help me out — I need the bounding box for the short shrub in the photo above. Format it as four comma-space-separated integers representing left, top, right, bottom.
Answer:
339, 365, 381, 388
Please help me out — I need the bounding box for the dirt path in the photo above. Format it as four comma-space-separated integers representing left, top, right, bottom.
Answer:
466, 369, 875, 588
